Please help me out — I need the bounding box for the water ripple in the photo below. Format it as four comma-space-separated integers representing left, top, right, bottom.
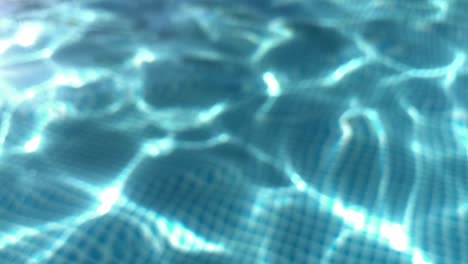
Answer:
0, 0, 467, 263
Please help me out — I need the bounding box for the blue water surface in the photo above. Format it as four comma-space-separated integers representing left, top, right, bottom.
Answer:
0, 0, 467, 263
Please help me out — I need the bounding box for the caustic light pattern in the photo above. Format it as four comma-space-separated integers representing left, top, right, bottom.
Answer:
0, 0, 467, 263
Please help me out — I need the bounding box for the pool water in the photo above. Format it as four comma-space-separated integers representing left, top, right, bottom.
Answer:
0, 0, 467, 263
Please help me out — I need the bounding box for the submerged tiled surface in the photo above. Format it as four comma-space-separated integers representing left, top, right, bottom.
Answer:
0, 0, 467, 263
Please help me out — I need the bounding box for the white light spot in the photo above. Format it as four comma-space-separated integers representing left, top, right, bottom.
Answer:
51, 72, 83, 87
412, 250, 432, 264
97, 187, 120, 215
0, 40, 11, 54
344, 209, 366, 230
365, 109, 386, 144
380, 223, 409, 252
158, 218, 224, 252
132, 48, 156, 67
145, 144, 161, 156
407, 106, 420, 122
15, 22, 43, 47
323, 57, 366, 86
41, 48, 53, 58
288, 169, 307, 192
333, 202, 366, 231
24, 89, 37, 100
199, 103, 225, 123
295, 179, 307, 192
262, 71, 281, 97
333, 201, 345, 215
143, 138, 174, 157
24, 135, 41, 153
339, 119, 353, 141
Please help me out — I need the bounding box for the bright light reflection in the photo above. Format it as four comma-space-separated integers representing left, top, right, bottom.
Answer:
262, 71, 281, 96
41, 48, 53, 58
287, 168, 308, 192
295, 179, 307, 192
23, 135, 41, 153
25, 89, 36, 99
132, 48, 156, 67
333, 202, 365, 230
344, 209, 365, 230
143, 138, 174, 157
407, 106, 421, 123
323, 57, 367, 86
199, 103, 225, 123
156, 218, 224, 252
51, 72, 83, 87
339, 118, 352, 141
365, 109, 385, 144
97, 186, 121, 215
15, 22, 43, 47
412, 250, 432, 264
0, 40, 11, 54
380, 223, 409, 252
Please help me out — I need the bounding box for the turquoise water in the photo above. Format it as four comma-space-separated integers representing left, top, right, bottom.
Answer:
0, 0, 467, 263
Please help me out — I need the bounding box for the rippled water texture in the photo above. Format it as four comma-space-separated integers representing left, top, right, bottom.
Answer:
1, 0, 467, 263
